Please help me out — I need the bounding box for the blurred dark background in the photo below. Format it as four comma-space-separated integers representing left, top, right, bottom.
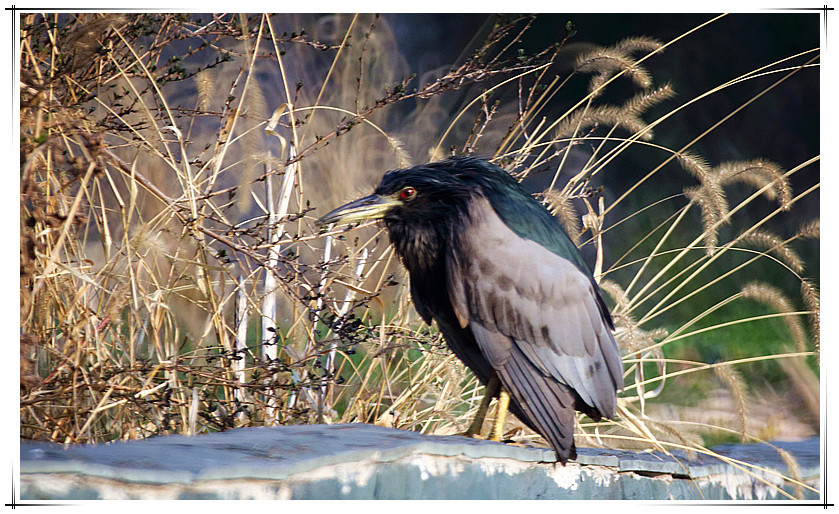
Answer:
389, 12, 819, 221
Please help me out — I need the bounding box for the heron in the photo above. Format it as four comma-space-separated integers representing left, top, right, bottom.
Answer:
319, 156, 622, 463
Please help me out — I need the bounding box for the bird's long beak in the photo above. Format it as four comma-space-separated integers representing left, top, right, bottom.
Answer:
317, 194, 400, 226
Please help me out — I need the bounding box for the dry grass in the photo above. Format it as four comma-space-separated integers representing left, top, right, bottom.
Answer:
20, 12, 818, 497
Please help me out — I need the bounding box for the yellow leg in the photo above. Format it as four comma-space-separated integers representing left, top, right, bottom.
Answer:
488, 388, 510, 442
463, 373, 500, 438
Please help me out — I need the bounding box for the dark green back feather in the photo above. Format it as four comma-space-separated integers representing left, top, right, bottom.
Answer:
436, 157, 593, 276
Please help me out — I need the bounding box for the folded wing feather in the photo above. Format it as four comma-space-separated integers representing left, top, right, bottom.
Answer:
447, 197, 622, 420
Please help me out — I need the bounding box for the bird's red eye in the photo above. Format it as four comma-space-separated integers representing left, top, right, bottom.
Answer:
400, 187, 417, 200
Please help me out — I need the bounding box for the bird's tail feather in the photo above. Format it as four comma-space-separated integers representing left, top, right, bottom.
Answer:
498, 344, 578, 463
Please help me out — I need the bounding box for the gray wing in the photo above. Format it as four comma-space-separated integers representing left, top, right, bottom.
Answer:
447, 198, 622, 420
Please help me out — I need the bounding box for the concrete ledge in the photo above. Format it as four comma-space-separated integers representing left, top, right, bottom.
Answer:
20, 423, 820, 500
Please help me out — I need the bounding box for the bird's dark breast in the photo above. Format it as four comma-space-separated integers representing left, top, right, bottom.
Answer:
412, 266, 494, 383
385, 220, 441, 273
385, 219, 494, 385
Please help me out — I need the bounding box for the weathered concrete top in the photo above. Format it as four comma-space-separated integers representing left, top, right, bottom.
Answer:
20, 423, 820, 500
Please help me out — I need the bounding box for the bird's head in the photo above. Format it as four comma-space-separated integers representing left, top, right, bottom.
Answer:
318, 156, 588, 275
317, 158, 494, 228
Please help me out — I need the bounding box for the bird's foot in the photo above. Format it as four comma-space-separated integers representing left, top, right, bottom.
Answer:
487, 390, 510, 442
